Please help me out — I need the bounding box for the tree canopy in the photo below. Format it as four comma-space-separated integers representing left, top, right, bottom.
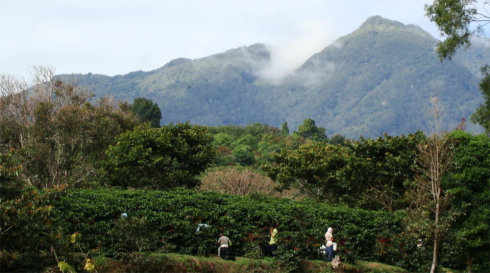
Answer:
426, 0, 490, 133
130, 97, 162, 127
293, 118, 328, 142
100, 122, 215, 190
0, 68, 138, 188
426, 0, 489, 59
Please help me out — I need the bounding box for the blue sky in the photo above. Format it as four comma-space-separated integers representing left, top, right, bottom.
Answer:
1, 0, 443, 78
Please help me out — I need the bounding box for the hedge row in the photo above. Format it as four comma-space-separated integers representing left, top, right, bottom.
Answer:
48, 189, 409, 265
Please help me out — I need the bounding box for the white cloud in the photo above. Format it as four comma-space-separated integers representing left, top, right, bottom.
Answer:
259, 20, 337, 82
1, 0, 445, 78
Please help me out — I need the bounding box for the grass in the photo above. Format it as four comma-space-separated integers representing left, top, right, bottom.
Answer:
93, 253, 410, 273
1, 251, 412, 273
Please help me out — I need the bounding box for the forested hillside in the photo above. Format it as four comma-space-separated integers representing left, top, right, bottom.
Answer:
59, 16, 488, 138
1, 68, 489, 272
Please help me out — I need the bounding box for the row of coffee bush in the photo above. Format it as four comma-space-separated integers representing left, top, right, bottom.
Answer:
48, 189, 410, 265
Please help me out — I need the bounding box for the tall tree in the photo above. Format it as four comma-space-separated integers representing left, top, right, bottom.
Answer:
281, 122, 289, 135
406, 97, 454, 273
264, 142, 350, 202
349, 132, 425, 212
442, 131, 490, 273
293, 118, 328, 142
426, 0, 490, 133
130, 97, 162, 127
0, 67, 138, 188
100, 122, 215, 190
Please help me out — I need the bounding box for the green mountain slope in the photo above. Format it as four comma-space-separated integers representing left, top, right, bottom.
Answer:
280, 16, 483, 137
59, 16, 486, 138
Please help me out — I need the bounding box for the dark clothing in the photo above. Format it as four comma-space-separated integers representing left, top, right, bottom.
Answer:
219, 246, 228, 259
324, 245, 333, 261
265, 244, 277, 257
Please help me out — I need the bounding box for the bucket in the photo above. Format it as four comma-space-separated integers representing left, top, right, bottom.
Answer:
333, 243, 337, 251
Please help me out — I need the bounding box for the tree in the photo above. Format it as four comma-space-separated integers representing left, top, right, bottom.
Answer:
426, 0, 490, 132
0, 149, 24, 200
442, 131, 490, 273
293, 118, 328, 142
328, 134, 346, 146
231, 134, 259, 150
264, 142, 350, 202
232, 144, 255, 166
349, 132, 425, 212
406, 97, 454, 273
470, 65, 490, 133
426, 0, 489, 59
281, 122, 289, 135
130, 97, 162, 127
0, 67, 138, 188
100, 122, 215, 190
213, 132, 234, 147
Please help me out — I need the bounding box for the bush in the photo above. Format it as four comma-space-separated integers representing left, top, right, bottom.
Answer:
48, 189, 404, 265
100, 122, 215, 189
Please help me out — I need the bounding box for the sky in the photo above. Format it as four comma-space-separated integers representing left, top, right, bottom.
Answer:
1, 0, 443, 79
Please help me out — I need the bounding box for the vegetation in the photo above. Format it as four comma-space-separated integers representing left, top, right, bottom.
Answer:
130, 97, 162, 127
0, 67, 139, 189
426, 0, 490, 134
100, 122, 215, 190
1, 31, 489, 273
58, 16, 486, 139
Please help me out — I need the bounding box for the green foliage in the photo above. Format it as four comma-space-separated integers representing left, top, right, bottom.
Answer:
0, 187, 62, 256
265, 131, 426, 211
131, 97, 162, 127
0, 77, 138, 189
426, 1, 490, 133
58, 18, 484, 139
274, 236, 301, 273
109, 216, 161, 253
48, 189, 404, 265
293, 119, 328, 142
425, 0, 487, 60
209, 123, 302, 168
100, 122, 215, 189
348, 132, 425, 211
328, 134, 347, 146
213, 132, 234, 146
0, 150, 24, 200
281, 122, 290, 135
440, 131, 490, 272
232, 144, 256, 166
470, 66, 490, 134
208, 123, 276, 139
264, 142, 351, 202
231, 134, 259, 150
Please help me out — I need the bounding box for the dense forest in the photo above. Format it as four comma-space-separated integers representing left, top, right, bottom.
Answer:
1, 69, 489, 273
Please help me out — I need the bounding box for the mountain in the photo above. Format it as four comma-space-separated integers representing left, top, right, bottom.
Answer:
59, 16, 487, 139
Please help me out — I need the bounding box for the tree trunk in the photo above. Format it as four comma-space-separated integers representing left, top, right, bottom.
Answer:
430, 239, 439, 273
430, 202, 440, 273
467, 256, 472, 273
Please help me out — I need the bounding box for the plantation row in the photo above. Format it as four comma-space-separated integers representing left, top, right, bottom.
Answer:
46, 189, 411, 264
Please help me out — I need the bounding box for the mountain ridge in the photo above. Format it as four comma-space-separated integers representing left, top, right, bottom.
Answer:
59, 16, 486, 138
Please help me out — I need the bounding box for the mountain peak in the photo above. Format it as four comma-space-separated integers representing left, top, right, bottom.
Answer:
361, 16, 404, 28
358, 16, 407, 32
353, 15, 434, 40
